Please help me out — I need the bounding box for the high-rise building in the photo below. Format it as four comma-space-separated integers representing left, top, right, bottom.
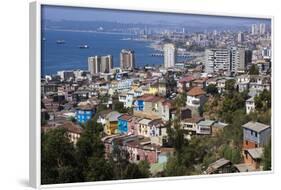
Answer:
120, 49, 135, 71
231, 47, 246, 74
88, 55, 113, 75
251, 24, 259, 35
259, 23, 266, 35
163, 43, 176, 68
262, 47, 271, 58
237, 32, 244, 43
204, 49, 231, 74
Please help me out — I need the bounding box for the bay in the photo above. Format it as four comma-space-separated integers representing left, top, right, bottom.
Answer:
41, 30, 164, 75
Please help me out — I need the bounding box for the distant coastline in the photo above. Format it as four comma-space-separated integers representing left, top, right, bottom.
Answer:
44, 28, 137, 36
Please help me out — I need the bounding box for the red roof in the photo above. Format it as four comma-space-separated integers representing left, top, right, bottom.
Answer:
179, 76, 194, 83
162, 100, 173, 108
118, 114, 133, 121
187, 87, 206, 96
137, 95, 164, 103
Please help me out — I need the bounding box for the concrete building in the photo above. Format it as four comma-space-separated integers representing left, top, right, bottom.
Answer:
259, 23, 266, 35
231, 47, 246, 74
163, 43, 176, 68
237, 32, 244, 43
120, 49, 135, 71
57, 70, 75, 81
204, 49, 231, 74
251, 24, 259, 35
88, 55, 113, 75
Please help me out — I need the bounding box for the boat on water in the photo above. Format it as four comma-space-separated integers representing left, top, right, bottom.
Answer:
78, 44, 89, 49
56, 40, 65, 44
121, 38, 131, 40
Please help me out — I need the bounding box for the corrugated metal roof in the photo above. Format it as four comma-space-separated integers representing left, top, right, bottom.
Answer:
242, 121, 270, 133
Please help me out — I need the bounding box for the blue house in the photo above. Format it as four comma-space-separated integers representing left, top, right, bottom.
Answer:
242, 121, 271, 149
118, 114, 132, 134
134, 100, 144, 111
75, 102, 96, 124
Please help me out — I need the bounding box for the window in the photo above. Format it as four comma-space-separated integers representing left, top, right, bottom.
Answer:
255, 144, 258, 148
136, 155, 140, 161
245, 140, 248, 145
255, 132, 258, 137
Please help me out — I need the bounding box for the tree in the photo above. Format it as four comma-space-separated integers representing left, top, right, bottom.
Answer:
75, 119, 105, 181
41, 128, 79, 184
165, 156, 187, 176
206, 84, 218, 95
113, 101, 129, 113
249, 64, 259, 75
85, 156, 113, 181
255, 89, 271, 112
225, 79, 236, 95
263, 140, 271, 171
221, 145, 241, 164
137, 160, 151, 178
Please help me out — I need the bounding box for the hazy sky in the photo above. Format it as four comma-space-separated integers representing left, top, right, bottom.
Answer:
42, 5, 271, 25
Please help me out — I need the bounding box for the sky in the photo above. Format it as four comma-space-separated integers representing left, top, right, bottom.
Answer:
42, 5, 271, 26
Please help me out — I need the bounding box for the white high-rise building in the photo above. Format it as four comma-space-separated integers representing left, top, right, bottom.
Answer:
259, 23, 266, 35
237, 32, 244, 43
120, 49, 135, 71
204, 49, 231, 74
88, 55, 113, 75
231, 47, 246, 74
163, 43, 176, 68
251, 24, 259, 35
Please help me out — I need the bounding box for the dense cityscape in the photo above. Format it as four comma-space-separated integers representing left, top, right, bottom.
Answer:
41, 7, 272, 184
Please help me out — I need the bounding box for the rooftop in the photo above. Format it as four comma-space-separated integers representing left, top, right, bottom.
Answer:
182, 116, 204, 124
179, 76, 194, 83
206, 158, 231, 174
187, 87, 206, 96
198, 120, 215, 126
118, 114, 133, 121
137, 95, 164, 103
246, 148, 264, 159
242, 121, 270, 133
139, 118, 152, 125
105, 111, 122, 122
234, 163, 256, 172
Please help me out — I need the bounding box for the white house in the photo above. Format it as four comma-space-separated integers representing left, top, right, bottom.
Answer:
196, 120, 215, 135
246, 96, 256, 114
118, 91, 134, 108
186, 87, 207, 107
236, 74, 250, 93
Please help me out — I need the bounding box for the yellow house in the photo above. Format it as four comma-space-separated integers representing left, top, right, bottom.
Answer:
104, 111, 122, 135
143, 85, 158, 95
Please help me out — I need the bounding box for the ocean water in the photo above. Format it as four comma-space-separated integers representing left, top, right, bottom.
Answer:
41, 30, 164, 75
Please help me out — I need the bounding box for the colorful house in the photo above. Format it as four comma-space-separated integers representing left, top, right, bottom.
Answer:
138, 118, 152, 137
104, 111, 122, 135
133, 95, 164, 119
177, 76, 194, 93
75, 101, 96, 124
242, 121, 271, 149
118, 114, 133, 134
